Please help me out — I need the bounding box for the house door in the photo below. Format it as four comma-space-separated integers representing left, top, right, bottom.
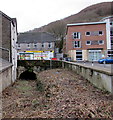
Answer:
88, 50, 102, 61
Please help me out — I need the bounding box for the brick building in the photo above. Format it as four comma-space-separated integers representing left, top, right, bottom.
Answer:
17, 32, 57, 60
66, 16, 113, 61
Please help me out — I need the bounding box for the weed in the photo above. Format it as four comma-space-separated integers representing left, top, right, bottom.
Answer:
36, 80, 45, 92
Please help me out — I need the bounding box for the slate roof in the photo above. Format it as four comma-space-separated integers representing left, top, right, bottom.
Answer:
17, 32, 56, 44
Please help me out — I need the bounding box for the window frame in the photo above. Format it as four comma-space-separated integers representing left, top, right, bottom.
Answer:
48, 42, 52, 48
42, 43, 45, 48
98, 40, 104, 45
85, 32, 91, 36
73, 32, 81, 39
98, 31, 103, 36
111, 40, 113, 45
110, 31, 113, 36
73, 41, 81, 48
110, 22, 113, 25
76, 50, 82, 60
18, 44, 20, 47
27, 43, 30, 48
86, 41, 91, 45
33, 43, 37, 48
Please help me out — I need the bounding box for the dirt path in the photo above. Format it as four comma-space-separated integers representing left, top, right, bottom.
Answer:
2, 69, 113, 118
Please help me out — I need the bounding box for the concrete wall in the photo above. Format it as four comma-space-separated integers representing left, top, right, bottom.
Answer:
11, 20, 17, 83
0, 66, 12, 92
68, 50, 76, 61
62, 61, 113, 93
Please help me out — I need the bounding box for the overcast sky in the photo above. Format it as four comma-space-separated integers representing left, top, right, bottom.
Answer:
0, 0, 111, 32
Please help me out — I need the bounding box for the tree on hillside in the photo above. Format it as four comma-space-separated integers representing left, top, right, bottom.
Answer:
46, 20, 66, 53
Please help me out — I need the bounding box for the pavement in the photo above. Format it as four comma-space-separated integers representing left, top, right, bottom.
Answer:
69, 61, 113, 74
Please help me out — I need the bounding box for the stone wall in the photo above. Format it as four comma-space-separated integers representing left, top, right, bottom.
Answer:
17, 60, 62, 78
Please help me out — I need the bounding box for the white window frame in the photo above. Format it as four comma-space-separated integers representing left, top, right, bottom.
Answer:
18, 44, 20, 47
73, 32, 80, 39
110, 31, 113, 36
27, 43, 30, 48
86, 41, 91, 45
48, 42, 52, 48
98, 40, 104, 45
74, 41, 81, 48
98, 31, 103, 36
33, 43, 37, 48
85, 32, 91, 36
110, 22, 113, 26
111, 40, 113, 45
107, 50, 113, 57
42, 43, 45, 48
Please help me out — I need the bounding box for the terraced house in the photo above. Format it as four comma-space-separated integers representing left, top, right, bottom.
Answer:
66, 16, 113, 61
17, 32, 57, 60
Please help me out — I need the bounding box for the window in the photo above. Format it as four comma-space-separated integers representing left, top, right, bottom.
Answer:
74, 41, 81, 48
111, 40, 113, 45
34, 44, 37, 48
98, 40, 104, 45
27, 44, 30, 48
73, 32, 80, 39
17, 44, 21, 49
110, 31, 113, 36
108, 50, 113, 57
42, 43, 44, 48
99, 31, 103, 35
86, 41, 91, 45
48, 42, 52, 48
76, 50, 82, 60
110, 22, 113, 25
86, 32, 91, 36
18, 44, 20, 47
86, 31, 103, 36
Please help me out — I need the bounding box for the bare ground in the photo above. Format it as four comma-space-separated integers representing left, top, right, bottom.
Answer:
2, 69, 113, 119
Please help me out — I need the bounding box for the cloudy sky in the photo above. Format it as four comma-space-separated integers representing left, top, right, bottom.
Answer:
0, 0, 111, 32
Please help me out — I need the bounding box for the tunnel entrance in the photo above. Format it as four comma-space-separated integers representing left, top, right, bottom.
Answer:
19, 70, 37, 80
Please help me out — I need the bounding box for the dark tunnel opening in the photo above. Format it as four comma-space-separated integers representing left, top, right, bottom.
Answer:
19, 70, 37, 80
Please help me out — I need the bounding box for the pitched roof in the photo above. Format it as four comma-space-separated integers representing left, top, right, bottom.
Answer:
0, 11, 12, 21
17, 32, 56, 43
0, 11, 17, 28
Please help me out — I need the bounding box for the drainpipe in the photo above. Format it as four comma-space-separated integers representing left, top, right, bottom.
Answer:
0, 47, 10, 62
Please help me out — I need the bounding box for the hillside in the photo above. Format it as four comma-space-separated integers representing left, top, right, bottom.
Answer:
29, 2, 113, 33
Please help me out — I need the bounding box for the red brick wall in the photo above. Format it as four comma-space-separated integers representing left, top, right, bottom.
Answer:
66, 23, 107, 52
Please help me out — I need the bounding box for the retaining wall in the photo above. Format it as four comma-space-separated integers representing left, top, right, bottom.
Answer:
17, 60, 113, 93
0, 65, 12, 92
62, 61, 113, 93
